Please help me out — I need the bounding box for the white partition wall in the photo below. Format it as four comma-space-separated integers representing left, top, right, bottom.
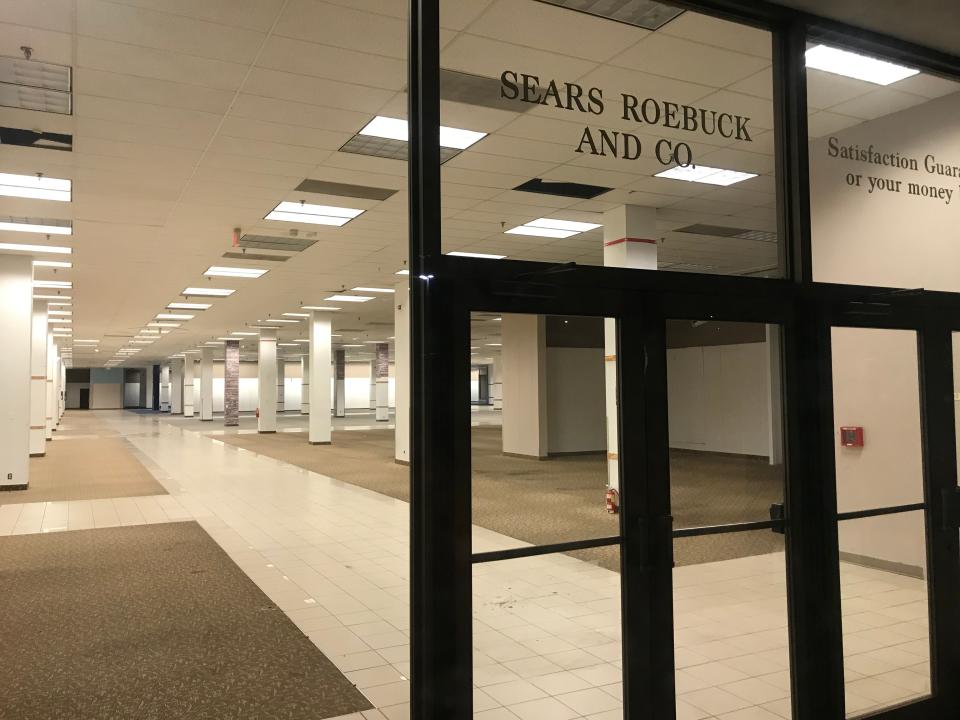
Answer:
170, 358, 183, 414
395, 277, 409, 463
29, 300, 48, 456
0, 254, 33, 489
199, 348, 213, 421
308, 312, 332, 444
159, 363, 170, 412
300, 355, 310, 415
183, 354, 195, 417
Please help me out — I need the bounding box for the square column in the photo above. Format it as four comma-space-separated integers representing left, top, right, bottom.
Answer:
308, 311, 332, 445
170, 358, 183, 414
375, 343, 390, 421
333, 349, 346, 418
501, 314, 548, 458
0, 254, 33, 489
258, 329, 277, 433
276, 357, 285, 414
490, 355, 502, 411
199, 348, 213, 421
45, 332, 55, 439
224, 340, 240, 426
368, 360, 376, 410
394, 277, 409, 463
300, 355, 310, 415
30, 300, 48, 456
603, 205, 657, 493
159, 363, 171, 412
182, 354, 195, 417
58, 354, 65, 422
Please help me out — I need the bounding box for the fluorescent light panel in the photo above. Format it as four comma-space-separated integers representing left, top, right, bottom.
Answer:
48, 309, 71, 316
34, 294, 71, 300
0, 218, 71, 235
505, 217, 601, 239
204, 266, 267, 278
33, 260, 71, 268
359, 116, 486, 150
167, 302, 211, 310
395, 269, 409, 275
654, 164, 758, 186
182, 287, 234, 297
0, 173, 71, 201
156, 313, 194, 320
805, 44, 920, 85
325, 294, 374, 303
301, 306, 341, 311
282, 312, 310, 318
265, 201, 363, 227
447, 251, 507, 259
351, 286, 394, 293
148, 322, 180, 327
0, 243, 71, 254
33, 280, 71, 288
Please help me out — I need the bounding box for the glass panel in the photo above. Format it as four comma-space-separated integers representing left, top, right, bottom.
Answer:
474, 550, 622, 718
471, 312, 617, 554
831, 327, 924, 513
807, 38, 960, 289
438, 1, 782, 277
674, 530, 793, 718
838, 512, 931, 717
667, 320, 785, 530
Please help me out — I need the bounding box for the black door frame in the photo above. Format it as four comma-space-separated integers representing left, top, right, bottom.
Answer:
407, 1, 960, 719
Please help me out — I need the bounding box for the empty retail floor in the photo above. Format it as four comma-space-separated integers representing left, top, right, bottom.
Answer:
0, 411, 930, 719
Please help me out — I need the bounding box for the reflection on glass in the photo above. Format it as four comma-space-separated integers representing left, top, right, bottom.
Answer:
473, 551, 622, 718
471, 313, 616, 555
674, 531, 792, 718
667, 320, 785, 532
838, 512, 931, 718
831, 327, 923, 513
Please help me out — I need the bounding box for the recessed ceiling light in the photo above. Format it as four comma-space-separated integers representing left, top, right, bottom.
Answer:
805, 44, 919, 85
140, 329, 160, 334
0, 173, 71, 202
505, 217, 601, 239
33, 259, 72, 268
231, 331, 257, 336
0, 217, 72, 235
654, 164, 758, 186
156, 313, 194, 320
359, 115, 486, 150
351, 286, 394, 293
182, 287, 234, 297
130, 339, 154, 344
48, 301, 71, 306
48, 309, 71, 316
204, 341, 224, 345
148, 321, 180, 328
325, 295, 374, 303
282, 312, 310, 318
74, 339, 98, 343
278, 343, 298, 347
48, 317, 71, 323
486, 343, 502, 346
34, 294, 71, 300
204, 266, 267, 278
0, 242, 71, 254
260, 318, 299, 323
301, 305, 342, 311
395, 269, 410, 275
265, 201, 364, 227
167, 302, 211, 310
341, 344, 364, 347
447, 251, 507, 259
33, 279, 71, 288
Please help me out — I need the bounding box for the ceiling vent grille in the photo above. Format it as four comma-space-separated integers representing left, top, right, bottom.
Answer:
514, 178, 611, 200
674, 223, 778, 243
0, 126, 72, 151
222, 251, 290, 262
438, 69, 534, 113
238, 234, 317, 252
535, 0, 683, 30
339, 134, 460, 163
294, 179, 397, 201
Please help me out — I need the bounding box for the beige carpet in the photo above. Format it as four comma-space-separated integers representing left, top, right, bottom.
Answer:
2, 412, 168, 503
0, 522, 371, 719
212, 426, 784, 570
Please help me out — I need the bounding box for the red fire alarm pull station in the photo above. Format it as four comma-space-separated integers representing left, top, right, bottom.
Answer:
840, 426, 864, 448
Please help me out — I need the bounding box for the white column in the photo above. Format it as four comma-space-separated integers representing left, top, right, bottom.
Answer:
29, 300, 48, 456
603, 205, 657, 492
45, 332, 55, 439
276, 357, 285, 414
300, 355, 310, 415
182, 354, 195, 417
309, 311, 333, 444
159, 363, 171, 412
0, 254, 33, 488
490, 355, 503, 411
199, 348, 213, 421
501, 314, 548, 458
258, 329, 277, 433
58, 354, 65, 421
369, 360, 376, 410
145, 365, 155, 410
375, 342, 390, 421
394, 277, 409, 463
334, 349, 346, 418
170, 358, 183, 414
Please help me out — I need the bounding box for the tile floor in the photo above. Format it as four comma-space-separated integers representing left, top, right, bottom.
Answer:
0, 411, 932, 720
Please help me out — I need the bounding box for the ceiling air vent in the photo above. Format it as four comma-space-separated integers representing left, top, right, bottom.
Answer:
238, 234, 317, 252
535, 0, 683, 30
0, 126, 72, 151
674, 224, 778, 243
438, 69, 534, 113
514, 178, 611, 200
222, 251, 290, 262
294, 179, 397, 201
339, 134, 460, 164
0, 55, 72, 115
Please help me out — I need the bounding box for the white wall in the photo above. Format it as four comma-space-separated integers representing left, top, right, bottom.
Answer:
546, 347, 606, 454
502, 314, 548, 457
667, 342, 771, 457
91, 383, 123, 409
0, 254, 32, 488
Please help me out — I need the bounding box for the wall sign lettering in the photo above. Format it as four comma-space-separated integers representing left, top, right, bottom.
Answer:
499, 70, 754, 166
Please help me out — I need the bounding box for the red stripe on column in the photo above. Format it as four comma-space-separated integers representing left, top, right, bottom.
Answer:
604, 237, 657, 247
